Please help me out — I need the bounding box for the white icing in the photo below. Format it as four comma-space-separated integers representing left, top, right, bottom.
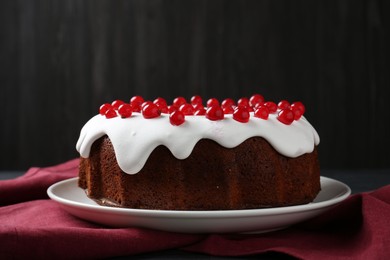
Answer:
76, 112, 320, 175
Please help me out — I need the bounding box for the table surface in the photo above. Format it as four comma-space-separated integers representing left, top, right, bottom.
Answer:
1, 168, 390, 259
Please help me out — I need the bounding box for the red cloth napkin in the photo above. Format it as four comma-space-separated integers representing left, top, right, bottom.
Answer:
1, 159, 389, 259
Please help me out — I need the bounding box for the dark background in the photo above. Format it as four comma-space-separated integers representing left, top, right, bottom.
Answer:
1, 0, 389, 171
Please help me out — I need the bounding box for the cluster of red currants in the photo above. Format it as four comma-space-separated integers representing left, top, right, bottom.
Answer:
99, 94, 305, 126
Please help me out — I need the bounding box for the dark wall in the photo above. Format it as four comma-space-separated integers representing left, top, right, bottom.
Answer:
1, 0, 389, 170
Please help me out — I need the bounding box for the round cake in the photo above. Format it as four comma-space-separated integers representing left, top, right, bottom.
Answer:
76, 95, 321, 210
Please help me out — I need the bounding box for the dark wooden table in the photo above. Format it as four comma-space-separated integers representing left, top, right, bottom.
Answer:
1, 169, 389, 259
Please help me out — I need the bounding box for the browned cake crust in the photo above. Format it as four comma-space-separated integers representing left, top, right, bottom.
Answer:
78, 135, 320, 210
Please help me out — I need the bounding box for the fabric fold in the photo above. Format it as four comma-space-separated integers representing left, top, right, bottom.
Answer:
1, 159, 389, 259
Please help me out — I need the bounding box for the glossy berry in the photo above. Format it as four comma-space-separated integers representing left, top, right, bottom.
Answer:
173, 97, 187, 108
222, 105, 234, 114
254, 106, 269, 120
190, 95, 203, 106
130, 96, 144, 112
130, 102, 141, 112
278, 100, 290, 110
277, 108, 294, 125
192, 103, 204, 111
141, 101, 153, 110
207, 98, 220, 108
221, 98, 235, 108
169, 110, 185, 126
237, 97, 249, 108
292, 106, 304, 120
111, 100, 125, 110
168, 105, 178, 114
253, 102, 263, 110
118, 104, 132, 118
142, 103, 161, 119
153, 97, 167, 107
153, 97, 168, 113
105, 108, 117, 119
249, 94, 264, 107
158, 105, 168, 114
247, 106, 254, 112
291, 101, 305, 114
194, 107, 206, 115
179, 103, 194, 115
99, 103, 112, 115
233, 106, 250, 123
130, 96, 144, 106
263, 101, 278, 113
206, 105, 224, 121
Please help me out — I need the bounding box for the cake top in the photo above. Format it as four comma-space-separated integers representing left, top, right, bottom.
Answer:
76, 95, 320, 174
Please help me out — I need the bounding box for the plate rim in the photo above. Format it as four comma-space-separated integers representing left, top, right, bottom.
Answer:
47, 176, 351, 218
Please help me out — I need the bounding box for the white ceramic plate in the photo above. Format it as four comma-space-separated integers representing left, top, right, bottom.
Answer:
47, 177, 350, 234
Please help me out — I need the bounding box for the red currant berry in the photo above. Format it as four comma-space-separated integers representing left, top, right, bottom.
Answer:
190, 95, 203, 106
153, 97, 168, 113
254, 106, 269, 120
169, 110, 185, 126
158, 106, 168, 114
249, 94, 264, 107
207, 98, 220, 108
237, 97, 249, 108
111, 100, 125, 110
264, 101, 278, 113
278, 100, 290, 110
221, 98, 235, 108
130, 96, 145, 112
291, 101, 305, 114
105, 108, 117, 119
168, 105, 177, 114
291, 106, 303, 120
118, 104, 133, 118
233, 106, 250, 123
153, 97, 167, 107
142, 103, 161, 119
141, 101, 153, 110
129, 102, 141, 112
194, 107, 206, 115
223, 105, 235, 114
277, 109, 294, 125
206, 105, 224, 121
192, 103, 204, 111
130, 96, 144, 106
179, 103, 194, 115
173, 97, 187, 108
99, 103, 112, 115
253, 102, 263, 110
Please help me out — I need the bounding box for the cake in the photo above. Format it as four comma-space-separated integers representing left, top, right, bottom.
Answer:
76, 94, 320, 210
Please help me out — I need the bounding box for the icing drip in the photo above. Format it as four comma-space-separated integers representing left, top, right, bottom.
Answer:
76, 113, 320, 174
